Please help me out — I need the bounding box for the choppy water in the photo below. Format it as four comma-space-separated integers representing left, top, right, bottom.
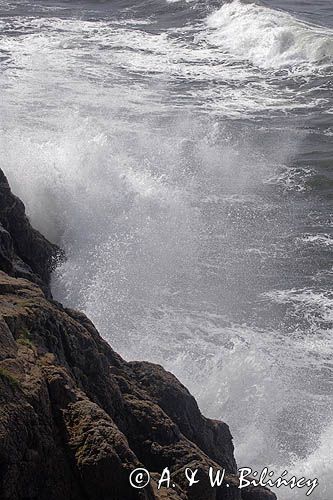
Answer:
1, 0, 332, 498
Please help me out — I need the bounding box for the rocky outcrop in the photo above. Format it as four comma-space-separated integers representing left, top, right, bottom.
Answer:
0, 169, 276, 500
0, 170, 62, 295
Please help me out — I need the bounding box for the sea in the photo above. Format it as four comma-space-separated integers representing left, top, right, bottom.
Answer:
0, 0, 332, 498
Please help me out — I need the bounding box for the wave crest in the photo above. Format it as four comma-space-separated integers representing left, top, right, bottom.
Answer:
206, 0, 333, 70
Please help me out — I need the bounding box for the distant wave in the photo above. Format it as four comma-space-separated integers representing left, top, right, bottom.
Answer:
206, 0, 333, 70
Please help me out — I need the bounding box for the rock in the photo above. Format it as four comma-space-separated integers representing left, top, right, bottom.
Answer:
241, 486, 278, 500
127, 361, 237, 473
0, 169, 62, 294
0, 169, 276, 500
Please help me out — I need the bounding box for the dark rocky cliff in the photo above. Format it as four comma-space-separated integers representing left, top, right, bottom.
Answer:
0, 169, 276, 500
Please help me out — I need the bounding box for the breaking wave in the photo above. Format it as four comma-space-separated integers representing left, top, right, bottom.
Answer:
206, 0, 333, 71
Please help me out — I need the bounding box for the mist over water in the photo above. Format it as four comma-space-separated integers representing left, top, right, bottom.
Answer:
1, 0, 332, 498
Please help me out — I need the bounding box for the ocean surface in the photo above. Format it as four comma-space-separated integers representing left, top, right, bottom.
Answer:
0, 0, 332, 497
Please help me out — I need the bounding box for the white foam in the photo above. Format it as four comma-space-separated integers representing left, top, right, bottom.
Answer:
265, 167, 316, 192
206, 0, 333, 71
0, 12, 327, 119
300, 233, 333, 247
264, 288, 333, 333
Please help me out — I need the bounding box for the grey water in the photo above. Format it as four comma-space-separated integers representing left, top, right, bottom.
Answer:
0, 0, 332, 498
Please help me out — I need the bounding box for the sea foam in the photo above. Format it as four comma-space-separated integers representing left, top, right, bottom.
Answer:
206, 0, 333, 71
